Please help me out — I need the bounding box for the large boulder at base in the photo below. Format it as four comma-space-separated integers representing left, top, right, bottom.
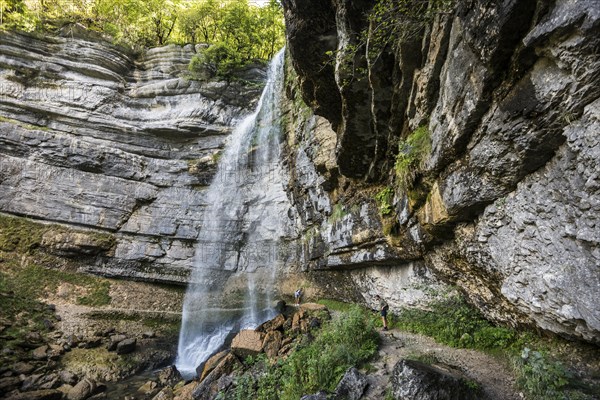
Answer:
192, 354, 241, 400
137, 380, 160, 397
173, 381, 199, 400
67, 378, 102, 400
255, 314, 286, 333
230, 330, 264, 358
32, 345, 49, 360
262, 330, 283, 359
198, 350, 229, 382
59, 371, 79, 386
12, 362, 35, 375
116, 338, 136, 355
151, 387, 174, 400
107, 335, 127, 351
0, 376, 21, 392
157, 365, 182, 387
391, 360, 480, 400
334, 367, 368, 400
8, 389, 63, 400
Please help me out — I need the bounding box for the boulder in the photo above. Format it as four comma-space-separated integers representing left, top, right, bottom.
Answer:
262, 330, 283, 359
215, 375, 233, 393
230, 330, 264, 358
64, 335, 80, 348
60, 371, 79, 385
38, 373, 62, 390
278, 343, 293, 357
32, 345, 49, 360
100, 328, 115, 337
292, 310, 304, 331
173, 381, 199, 400
83, 338, 102, 349
106, 335, 127, 352
21, 373, 43, 391
67, 378, 101, 400
255, 314, 286, 333
12, 362, 35, 375
25, 332, 43, 344
48, 344, 64, 360
157, 365, 182, 387
152, 387, 174, 400
0, 376, 21, 392
42, 319, 55, 330
198, 350, 228, 382
333, 367, 368, 400
390, 360, 479, 400
137, 380, 159, 397
191, 354, 241, 400
116, 338, 136, 355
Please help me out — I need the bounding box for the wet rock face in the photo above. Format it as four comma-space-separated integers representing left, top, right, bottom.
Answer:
0, 31, 263, 283
283, 0, 600, 343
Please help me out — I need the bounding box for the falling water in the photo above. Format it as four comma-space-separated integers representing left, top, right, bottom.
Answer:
176, 49, 288, 377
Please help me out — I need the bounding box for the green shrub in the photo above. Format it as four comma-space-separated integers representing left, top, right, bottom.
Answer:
374, 187, 394, 216
393, 295, 524, 351
190, 43, 246, 79
229, 306, 378, 400
394, 125, 431, 191
280, 306, 378, 398
514, 348, 571, 400
328, 203, 348, 223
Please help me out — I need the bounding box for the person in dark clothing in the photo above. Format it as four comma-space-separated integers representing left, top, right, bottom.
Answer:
375, 295, 389, 330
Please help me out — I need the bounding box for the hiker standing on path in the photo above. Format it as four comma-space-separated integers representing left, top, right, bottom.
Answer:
375, 295, 389, 330
294, 288, 303, 306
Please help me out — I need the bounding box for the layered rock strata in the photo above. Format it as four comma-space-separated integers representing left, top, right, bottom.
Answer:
0, 31, 263, 282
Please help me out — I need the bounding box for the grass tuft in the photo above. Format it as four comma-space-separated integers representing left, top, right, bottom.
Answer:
394, 125, 431, 191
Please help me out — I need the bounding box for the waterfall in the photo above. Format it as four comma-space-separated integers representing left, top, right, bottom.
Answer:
176, 49, 288, 377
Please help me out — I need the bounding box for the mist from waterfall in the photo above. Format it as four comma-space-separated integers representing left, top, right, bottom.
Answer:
176, 49, 287, 377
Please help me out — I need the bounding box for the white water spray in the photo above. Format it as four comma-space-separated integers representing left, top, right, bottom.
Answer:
176, 50, 288, 377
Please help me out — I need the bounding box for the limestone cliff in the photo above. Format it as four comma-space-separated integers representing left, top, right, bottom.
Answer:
0, 0, 598, 348
281, 0, 600, 343
0, 30, 263, 282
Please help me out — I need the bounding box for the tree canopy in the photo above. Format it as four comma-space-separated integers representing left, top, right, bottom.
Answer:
0, 0, 285, 69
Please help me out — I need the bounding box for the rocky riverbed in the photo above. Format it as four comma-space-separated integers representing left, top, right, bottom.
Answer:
0, 253, 183, 399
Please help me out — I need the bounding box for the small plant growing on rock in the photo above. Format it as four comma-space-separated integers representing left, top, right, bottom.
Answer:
374, 187, 394, 216
394, 125, 431, 191
328, 203, 348, 223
